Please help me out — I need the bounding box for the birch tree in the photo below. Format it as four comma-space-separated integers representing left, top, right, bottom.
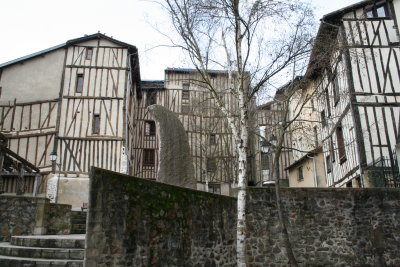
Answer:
158, 0, 315, 265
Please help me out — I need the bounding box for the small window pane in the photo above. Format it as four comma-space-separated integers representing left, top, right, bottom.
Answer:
182, 83, 190, 100
336, 124, 346, 162
209, 184, 221, 194
376, 6, 387, 17
145, 121, 156, 136
366, 10, 374, 18
143, 149, 155, 166
86, 48, 93, 60
321, 111, 326, 127
93, 115, 100, 134
76, 74, 84, 93
326, 155, 332, 173
210, 134, 216, 145
146, 91, 157, 107
298, 166, 304, 181
207, 158, 217, 172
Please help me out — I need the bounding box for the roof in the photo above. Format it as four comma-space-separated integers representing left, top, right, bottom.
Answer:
165, 68, 230, 74
322, 0, 370, 22
0, 33, 138, 68
285, 147, 323, 171
141, 80, 165, 90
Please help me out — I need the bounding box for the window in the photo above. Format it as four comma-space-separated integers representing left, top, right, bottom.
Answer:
86, 48, 93, 60
321, 110, 326, 127
298, 166, 304, 181
181, 104, 190, 114
261, 152, 269, 170
182, 83, 190, 100
209, 134, 216, 145
366, 3, 389, 18
326, 155, 332, 173
336, 124, 347, 163
207, 158, 217, 172
325, 89, 331, 116
76, 74, 84, 93
146, 91, 157, 107
145, 121, 156, 136
333, 74, 340, 104
313, 126, 319, 146
330, 137, 335, 162
143, 149, 155, 166
208, 184, 221, 194
93, 114, 100, 134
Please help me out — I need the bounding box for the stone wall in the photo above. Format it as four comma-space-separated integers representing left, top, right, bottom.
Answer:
85, 168, 237, 266
246, 188, 400, 266
0, 195, 72, 241
0, 196, 47, 241
86, 168, 400, 266
47, 203, 71, 235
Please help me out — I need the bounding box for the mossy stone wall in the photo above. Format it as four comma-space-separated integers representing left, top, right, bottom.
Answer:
86, 168, 400, 266
85, 168, 237, 266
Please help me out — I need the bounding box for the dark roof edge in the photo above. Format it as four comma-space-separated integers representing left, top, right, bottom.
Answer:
0, 33, 137, 69
285, 147, 323, 171
0, 43, 66, 68
322, 0, 370, 21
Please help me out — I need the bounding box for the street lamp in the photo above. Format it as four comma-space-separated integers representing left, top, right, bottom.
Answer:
49, 151, 57, 162
260, 135, 277, 186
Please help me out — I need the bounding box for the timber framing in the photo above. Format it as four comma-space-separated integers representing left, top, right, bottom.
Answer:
302, 0, 400, 187
0, 33, 141, 188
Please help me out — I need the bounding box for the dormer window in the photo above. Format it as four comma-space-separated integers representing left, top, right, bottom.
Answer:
366, 3, 389, 18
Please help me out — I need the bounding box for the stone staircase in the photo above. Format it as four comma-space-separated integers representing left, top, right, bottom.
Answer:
71, 211, 87, 234
0, 234, 85, 266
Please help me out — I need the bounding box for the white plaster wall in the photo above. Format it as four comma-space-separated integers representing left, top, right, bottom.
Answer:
57, 177, 89, 209
0, 49, 65, 103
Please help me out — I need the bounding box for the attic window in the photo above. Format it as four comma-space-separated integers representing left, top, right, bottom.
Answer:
86, 48, 93, 60
366, 3, 389, 18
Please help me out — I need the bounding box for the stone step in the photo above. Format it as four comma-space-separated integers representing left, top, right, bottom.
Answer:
0, 255, 83, 266
0, 242, 84, 260
11, 235, 85, 249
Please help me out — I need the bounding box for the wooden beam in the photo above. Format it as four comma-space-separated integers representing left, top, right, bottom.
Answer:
63, 96, 124, 100
57, 136, 124, 141
0, 99, 59, 107
0, 145, 40, 172
66, 65, 129, 71
5, 131, 57, 139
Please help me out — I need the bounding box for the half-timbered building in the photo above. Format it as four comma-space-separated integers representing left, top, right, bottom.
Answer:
0, 33, 141, 206
131, 68, 243, 195
256, 88, 293, 187
299, 0, 400, 188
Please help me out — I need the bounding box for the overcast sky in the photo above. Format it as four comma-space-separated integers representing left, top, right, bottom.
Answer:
0, 0, 362, 80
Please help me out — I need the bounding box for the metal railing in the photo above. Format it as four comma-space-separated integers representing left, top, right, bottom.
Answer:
365, 151, 400, 188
